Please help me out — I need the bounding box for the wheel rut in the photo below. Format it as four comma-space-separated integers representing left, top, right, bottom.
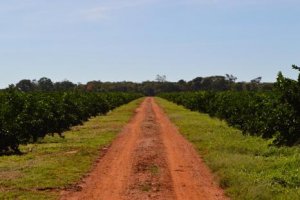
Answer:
124, 98, 174, 200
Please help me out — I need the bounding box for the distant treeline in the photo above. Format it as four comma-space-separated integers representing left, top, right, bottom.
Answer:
9, 75, 274, 95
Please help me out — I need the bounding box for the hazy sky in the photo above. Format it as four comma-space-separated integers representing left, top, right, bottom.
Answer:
1, 0, 300, 88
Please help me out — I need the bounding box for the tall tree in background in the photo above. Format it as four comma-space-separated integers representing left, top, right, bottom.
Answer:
54, 80, 76, 91
155, 75, 167, 82
16, 79, 36, 92
225, 74, 237, 82
38, 77, 54, 91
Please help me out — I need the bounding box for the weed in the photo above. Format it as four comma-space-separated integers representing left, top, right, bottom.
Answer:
148, 164, 159, 175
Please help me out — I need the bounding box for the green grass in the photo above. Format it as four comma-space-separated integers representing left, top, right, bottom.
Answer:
0, 98, 143, 200
156, 98, 300, 200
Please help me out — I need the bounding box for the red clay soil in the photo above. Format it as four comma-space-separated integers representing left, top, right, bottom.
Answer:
60, 97, 228, 200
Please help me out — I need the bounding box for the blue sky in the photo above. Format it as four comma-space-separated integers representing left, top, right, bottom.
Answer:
1, 0, 300, 88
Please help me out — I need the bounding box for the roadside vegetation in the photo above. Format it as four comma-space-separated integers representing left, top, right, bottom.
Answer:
0, 98, 143, 200
156, 98, 300, 199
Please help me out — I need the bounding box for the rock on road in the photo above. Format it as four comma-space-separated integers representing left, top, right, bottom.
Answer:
61, 97, 228, 200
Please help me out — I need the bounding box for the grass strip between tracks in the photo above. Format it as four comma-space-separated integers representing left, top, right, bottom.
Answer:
0, 98, 144, 200
156, 98, 300, 200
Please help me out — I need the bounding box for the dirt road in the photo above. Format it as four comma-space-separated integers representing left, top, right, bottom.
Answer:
61, 98, 228, 200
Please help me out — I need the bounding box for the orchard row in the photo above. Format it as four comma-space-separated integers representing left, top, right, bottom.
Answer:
159, 68, 300, 146
0, 89, 141, 153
